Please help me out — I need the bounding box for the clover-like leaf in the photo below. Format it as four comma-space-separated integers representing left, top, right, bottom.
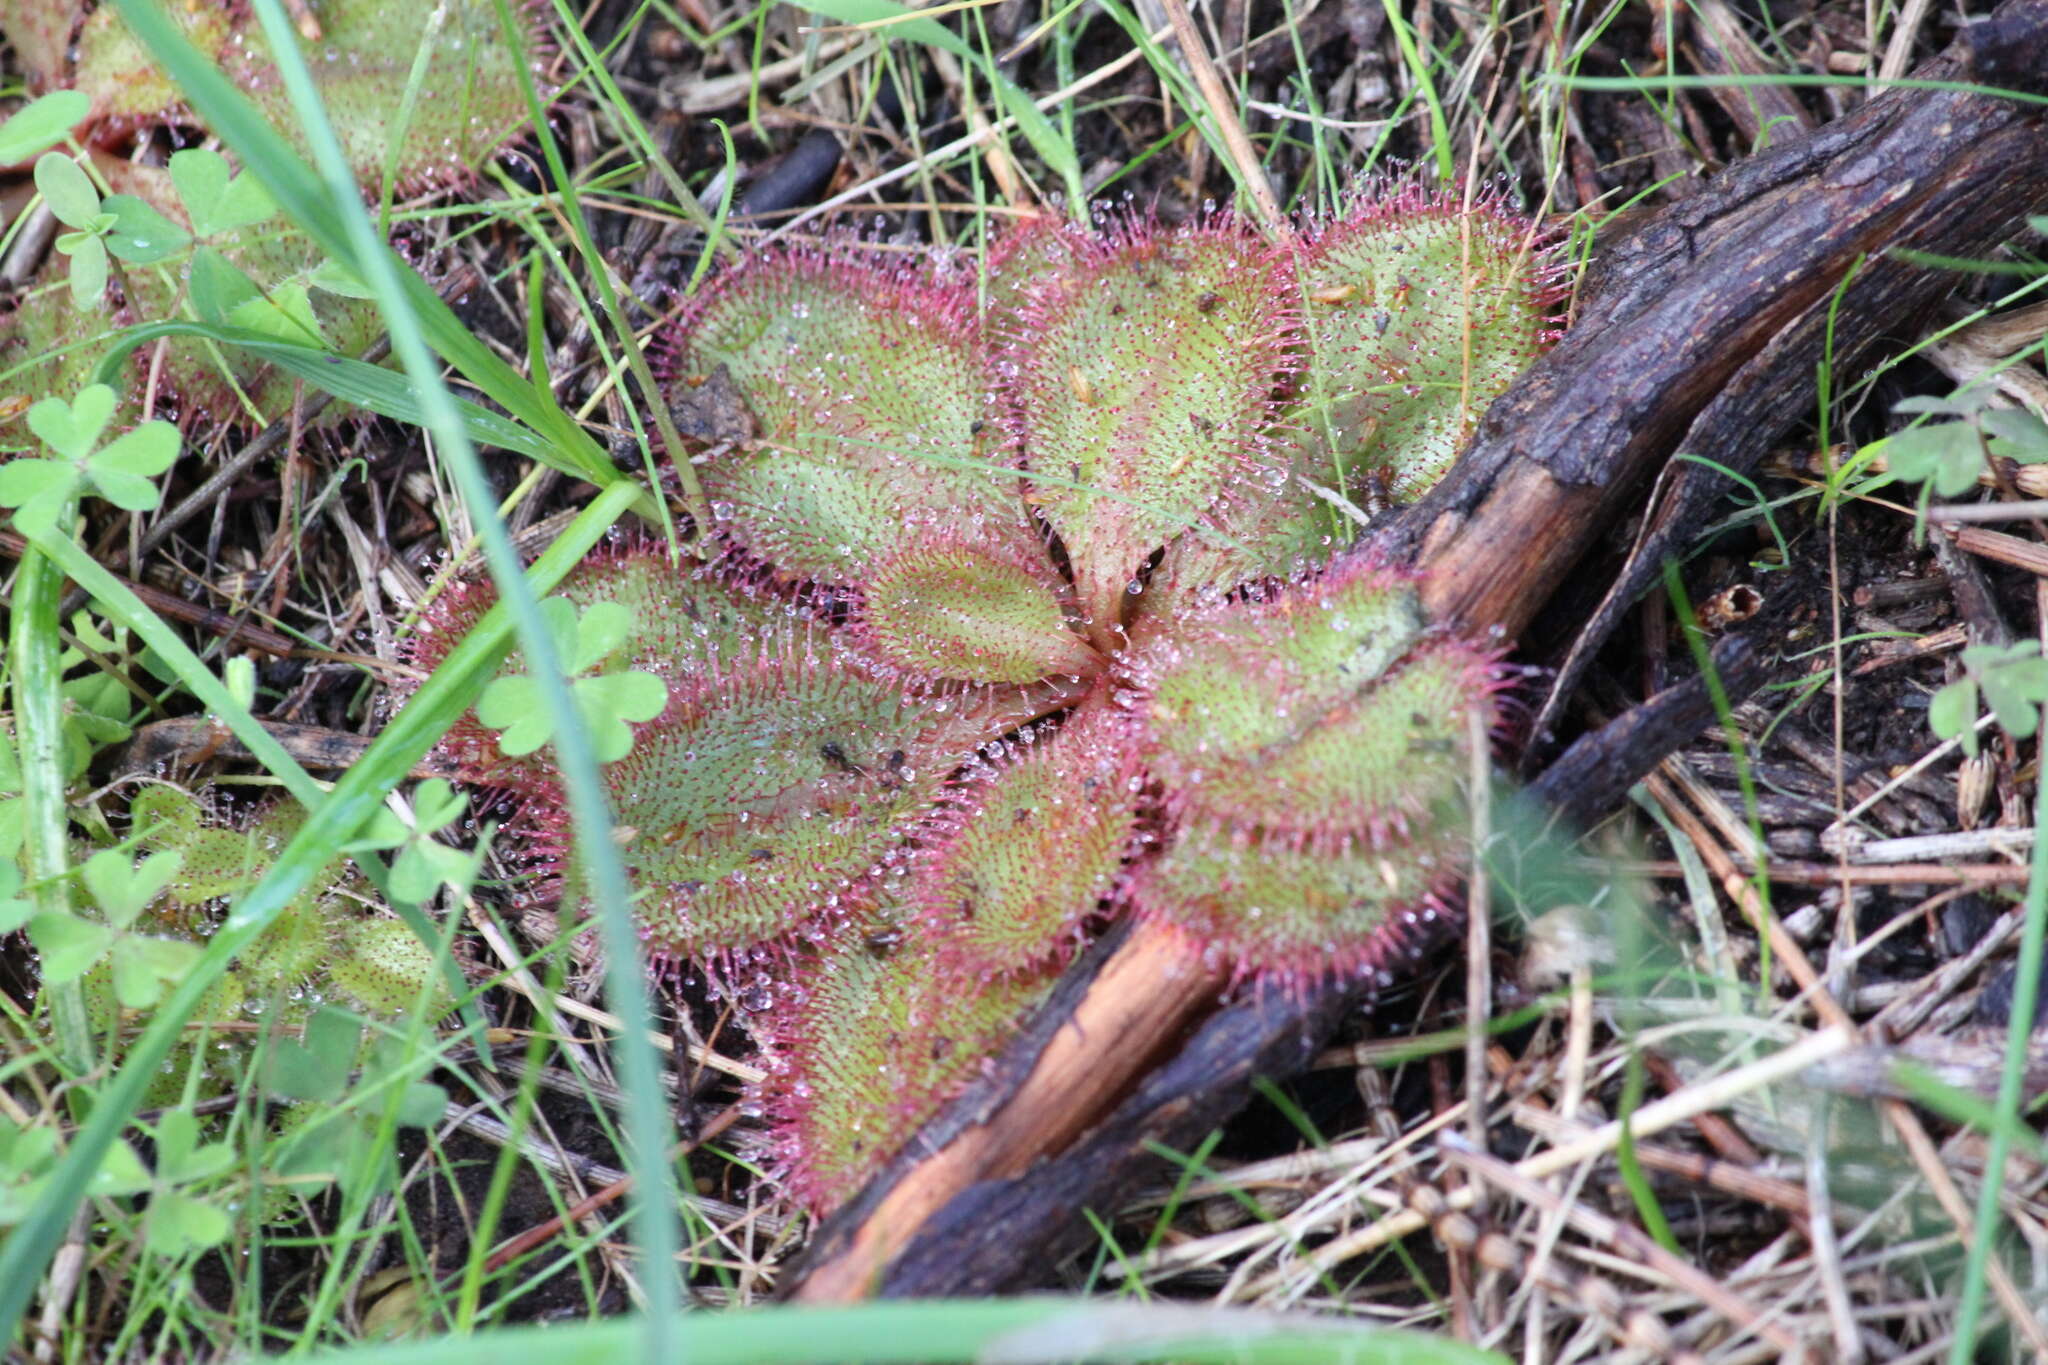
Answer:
89, 1139, 153, 1199
0, 1118, 62, 1225
27, 913, 116, 985
1931, 643, 2048, 757
186, 245, 259, 326
1929, 676, 1982, 756
1968, 642, 2048, 740
347, 781, 483, 904
28, 383, 117, 462
34, 151, 100, 229
573, 670, 669, 763
100, 192, 191, 263
364, 1035, 450, 1128
137, 1107, 236, 1256
307, 257, 376, 299
262, 1005, 359, 1103
55, 228, 108, 308
109, 934, 202, 1010
474, 675, 551, 757
155, 1107, 236, 1185
4, 1125, 153, 1224
0, 458, 78, 518
568, 599, 634, 672
1896, 392, 1996, 422
344, 808, 410, 854
0, 864, 31, 935
60, 673, 137, 779
225, 277, 326, 346
1882, 419, 1984, 498
1881, 391, 2048, 499
1985, 408, 2048, 463
168, 147, 276, 238
477, 598, 668, 762
411, 779, 467, 837
388, 837, 485, 907
80, 848, 183, 930
143, 1191, 230, 1258
85, 422, 180, 510
0, 90, 88, 163
3, 385, 179, 520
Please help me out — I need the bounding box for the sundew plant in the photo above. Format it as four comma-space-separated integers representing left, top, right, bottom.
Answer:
420, 190, 1562, 1211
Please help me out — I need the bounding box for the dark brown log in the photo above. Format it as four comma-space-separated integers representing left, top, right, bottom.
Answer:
1527, 632, 1770, 830
782, 3, 2048, 1301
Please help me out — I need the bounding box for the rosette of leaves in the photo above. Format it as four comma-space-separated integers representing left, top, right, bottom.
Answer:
0, 0, 547, 424
418, 192, 1560, 1213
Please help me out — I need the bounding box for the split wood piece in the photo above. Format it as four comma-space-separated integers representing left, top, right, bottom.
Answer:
781, 2, 2048, 1303
1501, 3, 2048, 756
1630, 858, 2034, 887
121, 717, 462, 781
1683, 0, 1814, 145
1527, 631, 1768, 831
0, 530, 299, 659
1947, 523, 2048, 577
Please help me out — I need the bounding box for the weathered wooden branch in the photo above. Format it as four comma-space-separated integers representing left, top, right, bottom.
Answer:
782, 3, 2048, 1301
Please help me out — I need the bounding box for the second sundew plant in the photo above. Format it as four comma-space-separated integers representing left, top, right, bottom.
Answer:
0, 0, 546, 428
416, 186, 1564, 1214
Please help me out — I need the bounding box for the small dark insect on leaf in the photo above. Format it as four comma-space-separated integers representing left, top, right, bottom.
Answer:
1195, 291, 1223, 314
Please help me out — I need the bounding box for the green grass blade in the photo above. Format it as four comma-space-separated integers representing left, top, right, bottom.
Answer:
311, 1301, 1511, 1364
486, 0, 695, 545
1947, 778, 2048, 1362
0, 480, 641, 1346
106, 0, 626, 493
223, 0, 683, 1343
26, 524, 324, 805
1378, 0, 1453, 182
791, 0, 1087, 212
8, 503, 92, 1071
542, 0, 726, 252
1891, 1063, 2048, 1163
89, 321, 572, 468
